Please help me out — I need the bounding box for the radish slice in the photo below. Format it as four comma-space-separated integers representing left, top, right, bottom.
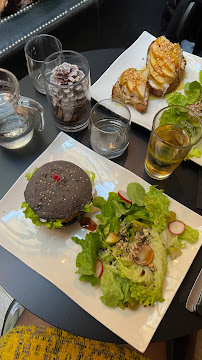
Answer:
95, 260, 103, 278
132, 244, 154, 266
118, 190, 132, 204
168, 221, 185, 235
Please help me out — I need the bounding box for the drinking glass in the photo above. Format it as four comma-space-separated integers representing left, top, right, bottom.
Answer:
41, 50, 91, 132
144, 105, 202, 180
0, 68, 44, 149
24, 34, 62, 94
89, 99, 131, 159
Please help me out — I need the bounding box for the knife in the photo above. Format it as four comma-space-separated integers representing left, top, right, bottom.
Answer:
186, 269, 202, 315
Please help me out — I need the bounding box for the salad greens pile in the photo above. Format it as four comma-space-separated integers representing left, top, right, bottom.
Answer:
160, 71, 202, 159
73, 183, 199, 310
21, 168, 95, 230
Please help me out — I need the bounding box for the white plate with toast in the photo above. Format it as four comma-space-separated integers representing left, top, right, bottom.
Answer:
91, 31, 202, 167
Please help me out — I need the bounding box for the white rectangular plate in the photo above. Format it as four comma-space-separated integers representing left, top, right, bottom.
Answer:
91, 31, 202, 167
0, 132, 201, 353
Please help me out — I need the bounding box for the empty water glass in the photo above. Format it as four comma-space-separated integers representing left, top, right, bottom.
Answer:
89, 99, 131, 159
24, 34, 62, 94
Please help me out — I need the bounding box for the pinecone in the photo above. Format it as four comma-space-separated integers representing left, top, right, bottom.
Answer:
51, 62, 84, 85
49, 62, 88, 106
48, 62, 90, 124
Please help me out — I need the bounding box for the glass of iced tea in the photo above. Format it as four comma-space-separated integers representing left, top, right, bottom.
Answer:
144, 105, 202, 180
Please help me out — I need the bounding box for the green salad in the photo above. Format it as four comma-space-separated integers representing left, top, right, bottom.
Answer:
160, 71, 202, 159
72, 183, 199, 310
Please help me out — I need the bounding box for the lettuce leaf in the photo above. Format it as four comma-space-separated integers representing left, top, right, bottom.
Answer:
144, 186, 170, 232
100, 262, 138, 308
72, 232, 104, 285
21, 201, 64, 229
124, 205, 151, 225
160, 223, 199, 260
160, 227, 178, 250
25, 168, 38, 181
44, 219, 64, 229
96, 217, 121, 240
159, 107, 199, 138
172, 236, 186, 249
79, 274, 98, 286
100, 268, 125, 307
160, 227, 186, 260
117, 255, 153, 286
130, 229, 167, 306
21, 201, 42, 226
126, 182, 146, 206
82, 200, 93, 213
165, 92, 188, 106
100, 267, 137, 308
94, 192, 131, 220
185, 147, 202, 159
199, 70, 202, 84
184, 81, 201, 104
178, 224, 199, 244
93, 196, 107, 210
164, 75, 202, 161
85, 170, 96, 187
185, 138, 202, 159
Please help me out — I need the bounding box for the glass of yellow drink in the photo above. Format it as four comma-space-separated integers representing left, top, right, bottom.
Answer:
144, 105, 202, 180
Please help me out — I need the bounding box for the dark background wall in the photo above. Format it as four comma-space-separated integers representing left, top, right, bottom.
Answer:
98, 0, 166, 49
0, 0, 166, 79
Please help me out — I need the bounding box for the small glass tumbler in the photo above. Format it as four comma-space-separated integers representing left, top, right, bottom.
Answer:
144, 105, 202, 180
24, 34, 62, 94
89, 99, 131, 159
41, 50, 91, 132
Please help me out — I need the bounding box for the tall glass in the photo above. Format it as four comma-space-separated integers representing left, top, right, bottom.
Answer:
24, 34, 62, 94
144, 105, 202, 180
41, 50, 91, 132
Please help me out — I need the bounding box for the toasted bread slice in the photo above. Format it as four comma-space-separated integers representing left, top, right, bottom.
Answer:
147, 36, 186, 97
112, 68, 149, 113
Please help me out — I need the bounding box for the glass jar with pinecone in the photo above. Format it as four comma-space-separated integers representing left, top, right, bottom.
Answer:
42, 50, 91, 132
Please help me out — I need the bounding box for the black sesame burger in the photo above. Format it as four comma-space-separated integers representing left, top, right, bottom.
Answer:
21, 161, 94, 229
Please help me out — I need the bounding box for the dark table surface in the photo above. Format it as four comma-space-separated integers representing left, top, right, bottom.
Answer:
0, 49, 201, 344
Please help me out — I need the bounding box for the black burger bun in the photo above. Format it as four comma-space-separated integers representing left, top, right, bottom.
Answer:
24, 161, 92, 220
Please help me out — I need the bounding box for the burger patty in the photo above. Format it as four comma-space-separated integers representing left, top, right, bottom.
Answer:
24, 161, 92, 220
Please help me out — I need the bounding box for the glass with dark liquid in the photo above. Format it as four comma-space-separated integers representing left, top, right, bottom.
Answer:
145, 105, 202, 180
